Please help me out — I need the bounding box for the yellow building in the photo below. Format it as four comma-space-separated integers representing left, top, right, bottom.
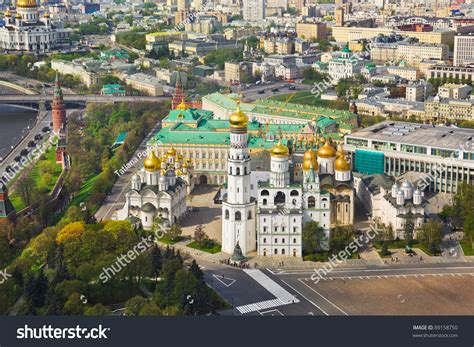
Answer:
296, 22, 327, 40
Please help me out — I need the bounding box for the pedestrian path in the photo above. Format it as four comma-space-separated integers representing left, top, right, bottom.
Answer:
236, 269, 299, 314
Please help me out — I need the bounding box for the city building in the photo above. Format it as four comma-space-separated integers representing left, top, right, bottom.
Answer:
0, 2, 70, 52
424, 96, 474, 123
296, 22, 327, 40
405, 81, 432, 102
427, 65, 474, 83
225, 62, 247, 83
355, 174, 427, 239
116, 149, 194, 229
221, 104, 354, 257
454, 34, 474, 67
242, 0, 265, 22
345, 121, 474, 193
124, 73, 164, 96
386, 65, 420, 81
438, 83, 472, 99
328, 46, 365, 83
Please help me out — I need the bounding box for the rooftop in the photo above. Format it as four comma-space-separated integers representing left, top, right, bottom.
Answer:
348, 121, 474, 151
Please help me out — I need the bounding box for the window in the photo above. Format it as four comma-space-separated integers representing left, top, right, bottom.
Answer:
282, 249, 285, 255
274, 249, 278, 255
235, 211, 241, 221
263, 198, 267, 205
293, 238, 296, 243
263, 226, 267, 232
261, 190, 270, 196
244, 167, 248, 175
282, 238, 285, 243
293, 227, 297, 233
282, 226, 285, 232
308, 196, 315, 208
247, 211, 252, 220
274, 191, 286, 205
225, 210, 229, 219
236, 167, 240, 175
290, 190, 299, 196
274, 238, 278, 243
263, 238, 266, 243
274, 227, 278, 232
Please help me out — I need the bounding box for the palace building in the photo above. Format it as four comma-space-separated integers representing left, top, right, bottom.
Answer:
221, 104, 355, 258
116, 149, 195, 229
0, 0, 70, 52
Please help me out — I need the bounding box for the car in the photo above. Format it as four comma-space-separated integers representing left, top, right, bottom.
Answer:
271, 88, 279, 92
257, 90, 265, 94
192, 207, 200, 212
255, 80, 262, 85
20, 149, 28, 156
288, 85, 296, 90
14, 156, 21, 162
34, 134, 43, 141
42, 126, 50, 133
28, 141, 36, 148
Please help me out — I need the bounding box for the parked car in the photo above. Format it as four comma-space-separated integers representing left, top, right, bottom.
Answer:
257, 90, 265, 94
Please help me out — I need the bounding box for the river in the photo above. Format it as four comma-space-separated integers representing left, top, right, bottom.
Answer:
0, 105, 37, 159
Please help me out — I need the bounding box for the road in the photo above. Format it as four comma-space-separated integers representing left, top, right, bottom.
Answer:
233, 81, 313, 102
0, 94, 171, 103
0, 110, 51, 178
195, 258, 474, 316
94, 121, 162, 221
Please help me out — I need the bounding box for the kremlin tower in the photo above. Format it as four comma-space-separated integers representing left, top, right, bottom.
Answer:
52, 72, 66, 134
0, 184, 15, 225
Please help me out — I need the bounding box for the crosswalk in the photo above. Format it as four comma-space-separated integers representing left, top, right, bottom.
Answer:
236, 269, 299, 314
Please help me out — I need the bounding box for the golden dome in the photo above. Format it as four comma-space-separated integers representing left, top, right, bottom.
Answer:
43, 12, 50, 18
144, 151, 161, 171
160, 169, 166, 176
176, 98, 187, 110
335, 155, 351, 171
229, 101, 248, 128
317, 138, 337, 158
167, 147, 177, 156
176, 169, 183, 175
186, 158, 193, 163
4, 9, 11, 16
15, 12, 21, 18
182, 162, 188, 168
17, 0, 37, 8
271, 139, 289, 157
302, 149, 318, 171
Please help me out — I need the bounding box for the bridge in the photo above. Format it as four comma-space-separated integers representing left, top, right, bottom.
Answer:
0, 94, 171, 104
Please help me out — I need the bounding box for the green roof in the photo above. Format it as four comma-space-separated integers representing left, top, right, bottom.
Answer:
102, 84, 125, 94
163, 108, 213, 124
114, 132, 128, 145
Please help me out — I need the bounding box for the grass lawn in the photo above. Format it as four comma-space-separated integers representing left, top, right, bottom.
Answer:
187, 241, 221, 254
373, 240, 439, 256
269, 91, 349, 110
10, 147, 62, 211
70, 173, 101, 208
157, 235, 182, 245
460, 238, 474, 256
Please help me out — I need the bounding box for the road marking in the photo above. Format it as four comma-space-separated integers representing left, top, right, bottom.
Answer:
298, 272, 473, 281
259, 309, 284, 316
298, 279, 348, 316
212, 274, 236, 288
277, 266, 474, 276
280, 279, 329, 316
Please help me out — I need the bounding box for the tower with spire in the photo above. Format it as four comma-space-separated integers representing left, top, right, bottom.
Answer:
222, 100, 256, 255
0, 183, 15, 225
171, 74, 186, 110
52, 72, 66, 134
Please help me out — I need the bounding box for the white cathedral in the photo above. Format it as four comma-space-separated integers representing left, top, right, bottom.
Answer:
116, 148, 195, 230
0, 0, 70, 52
222, 103, 354, 258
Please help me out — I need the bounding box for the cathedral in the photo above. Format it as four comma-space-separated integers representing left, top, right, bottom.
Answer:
0, 0, 70, 52
116, 148, 195, 229
222, 104, 354, 258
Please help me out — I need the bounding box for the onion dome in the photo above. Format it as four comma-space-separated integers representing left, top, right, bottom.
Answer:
43, 12, 50, 18
317, 138, 337, 158
167, 147, 177, 156
186, 158, 193, 164
17, 0, 37, 8
302, 149, 318, 171
160, 169, 166, 176
182, 162, 188, 168
335, 149, 351, 171
401, 180, 413, 189
271, 139, 289, 157
15, 12, 22, 19
177, 154, 183, 160
176, 98, 187, 110
144, 151, 161, 171
229, 101, 248, 129
176, 169, 183, 175
4, 9, 11, 16
336, 145, 345, 158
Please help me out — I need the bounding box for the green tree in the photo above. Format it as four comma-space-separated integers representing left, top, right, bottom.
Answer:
404, 210, 415, 246
84, 304, 112, 316
151, 245, 162, 279
302, 221, 326, 254
189, 260, 204, 282
63, 293, 86, 315
167, 224, 182, 241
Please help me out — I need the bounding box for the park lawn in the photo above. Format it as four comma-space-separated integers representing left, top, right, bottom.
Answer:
269, 91, 349, 110
460, 238, 474, 256
187, 241, 222, 254
70, 173, 101, 208
157, 235, 182, 245
9, 146, 62, 211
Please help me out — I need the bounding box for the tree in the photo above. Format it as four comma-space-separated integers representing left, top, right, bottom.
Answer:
84, 304, 112, 316
404, 210, 415, 246
302, 221, 326, 254
63, 293, 86, 315
139, 302, 161, 316
56, 222, 86, 244
167, 224, 182, 241
189, 260, 204, 282
193, 224, 207, 247
124, 296, 148, 316
16, 174, 36, 207
418, 220, 443, 249
330, 225, 354, 253
151, 246, 162, 279
381, 242, 390, 256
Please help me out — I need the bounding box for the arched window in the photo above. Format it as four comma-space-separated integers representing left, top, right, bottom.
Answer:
263, 198, 267, 205
274, 191, 286, 205
282, 249, 285, 255
290, 190, 299, 196
225, 210, 229, 219
235, 211, 241, 221
229, 167, 232, 175
308, 196, 316, 208
274, 249, 278, 255
236, 167, 240, 175
247, 211, 252, 220
261, 190, 270, 196
244, 167, 248, 175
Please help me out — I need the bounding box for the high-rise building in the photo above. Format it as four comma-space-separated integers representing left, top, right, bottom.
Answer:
242, 0, 265, 22
454, 34, 474, 67
335, 7, 344, 26
221, 101, 257, 255
52, 73, 66, 134
295, 22, 327, 40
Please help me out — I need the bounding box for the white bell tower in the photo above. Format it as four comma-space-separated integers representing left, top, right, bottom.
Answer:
222, 101, 256, 255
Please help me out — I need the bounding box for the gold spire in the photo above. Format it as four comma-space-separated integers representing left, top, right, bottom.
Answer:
229, 99, 248, 128
167, 147, 177, 156
302, 149, 318, 171
144, 151, 161, 171
176, 98, 187, 110
271, 139, 289, 157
